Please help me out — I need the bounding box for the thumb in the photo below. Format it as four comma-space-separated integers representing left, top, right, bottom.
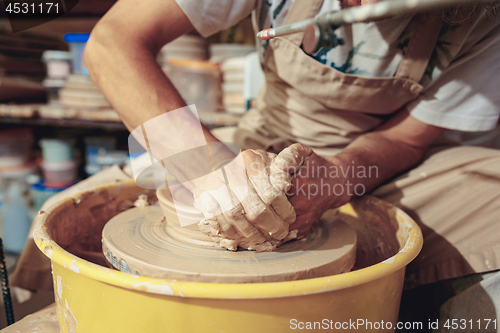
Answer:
270, 143, 313, 192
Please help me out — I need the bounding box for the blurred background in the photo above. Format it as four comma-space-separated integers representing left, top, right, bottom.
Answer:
0, 0, 264, 327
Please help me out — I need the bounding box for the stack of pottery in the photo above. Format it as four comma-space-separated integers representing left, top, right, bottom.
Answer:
211, 45, 258, 114
221, 52, 265, 114
221, 57, 247, 114
209, 44, 255, 64
0, 128, 33, 169
58, 74, 111, 108
158, 35, 209, 63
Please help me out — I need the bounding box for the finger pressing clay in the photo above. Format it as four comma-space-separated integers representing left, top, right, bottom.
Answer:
194, 179, 267, 244
246, 150, 296, 224
194, 191, 241, 239
270, 143, 313, 192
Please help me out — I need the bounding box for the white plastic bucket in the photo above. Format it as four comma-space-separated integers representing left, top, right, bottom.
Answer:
42, 160, 78, 188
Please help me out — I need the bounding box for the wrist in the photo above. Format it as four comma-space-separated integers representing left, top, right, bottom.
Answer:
323, 154, 360, 207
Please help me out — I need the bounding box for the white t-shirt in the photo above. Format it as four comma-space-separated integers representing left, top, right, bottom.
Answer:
175, 0, 500, 132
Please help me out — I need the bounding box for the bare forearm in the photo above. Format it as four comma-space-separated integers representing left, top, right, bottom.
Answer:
87, 36, 175, 129
324, 110, 444, 205
329, 131, 425, 197
85, 32, 218, 143
84, 0, 219, 143
84, 0, 231, 190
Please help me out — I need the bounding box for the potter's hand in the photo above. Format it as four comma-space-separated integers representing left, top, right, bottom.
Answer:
194, 150, 296, 251
271, 143, 351, 235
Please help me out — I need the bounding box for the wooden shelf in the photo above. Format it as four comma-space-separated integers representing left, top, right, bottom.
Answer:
0, 115, 127, 130
0, 103, 242, 130
0, 102, 126, 129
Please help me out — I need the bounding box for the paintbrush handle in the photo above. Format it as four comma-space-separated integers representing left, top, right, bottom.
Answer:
257, 0, 497, 40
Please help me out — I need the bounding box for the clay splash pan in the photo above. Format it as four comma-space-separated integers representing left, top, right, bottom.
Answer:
101, 203, 357, 283
33, 180, 422, 333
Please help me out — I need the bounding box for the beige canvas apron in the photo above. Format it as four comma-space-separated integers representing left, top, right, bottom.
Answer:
236, 0, 500, 287
235, 0, 442, 156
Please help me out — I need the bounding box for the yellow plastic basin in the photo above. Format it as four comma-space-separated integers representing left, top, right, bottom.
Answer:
34, 180, 422, 333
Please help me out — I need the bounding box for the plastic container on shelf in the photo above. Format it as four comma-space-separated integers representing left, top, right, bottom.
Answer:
84, 136, 116, 176
42, 160, 78, 188
42, 50, 73, 99
1, 181, 32, 253
163, 59, 222, 113
95, 150, 129, 170
0, 128, 33, 168
84, 164, 101, 176
42, 50, 72, 79
63, 33, 90, 75
30, 181, 67, 212
0, 163, 39, 254
39, 138, 75, 162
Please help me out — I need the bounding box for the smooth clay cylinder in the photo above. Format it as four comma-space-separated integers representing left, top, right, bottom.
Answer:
156, 187, 215, 247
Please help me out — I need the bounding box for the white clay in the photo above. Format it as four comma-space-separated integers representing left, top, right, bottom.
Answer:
133, 194, 150, 207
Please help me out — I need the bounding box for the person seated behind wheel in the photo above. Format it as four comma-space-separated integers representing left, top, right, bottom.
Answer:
11, 0, 500, 327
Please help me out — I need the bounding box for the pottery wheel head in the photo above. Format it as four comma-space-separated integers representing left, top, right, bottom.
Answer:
102, 205, 357, 283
